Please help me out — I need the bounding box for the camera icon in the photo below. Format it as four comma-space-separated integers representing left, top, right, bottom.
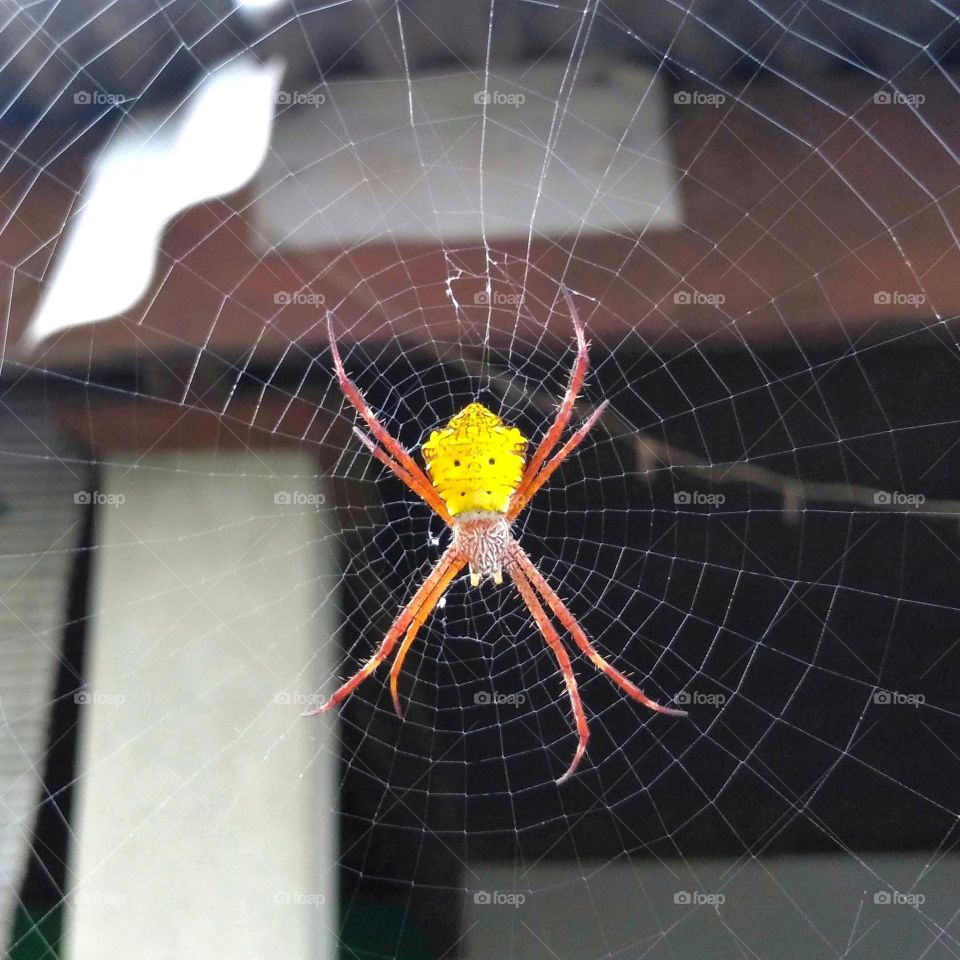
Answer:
873, 91, 892, 104
674, 491, 691, 505
474, 691, 492, 705
74, 91, 91, 105
474, 891, 491, 904
873, 291, 891, 305
74, 491, 91, 505
474, 291, 491, 306
673, 91, 691, 105
74, 690, 91, 705
874, 891, 891, 904
674, 691, 691, 705
276, 91, 292, 105
674, 891, 691, 904
474, 92, 491, 105
674, 290, 691, 305
274, 291, 292, 305
274, 491, 292, 505
873, 690, 892, 704
873, 491, 891, 505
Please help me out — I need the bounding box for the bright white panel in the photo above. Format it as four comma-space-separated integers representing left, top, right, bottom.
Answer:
66, 454, 337, 960
25, 57, 283, 346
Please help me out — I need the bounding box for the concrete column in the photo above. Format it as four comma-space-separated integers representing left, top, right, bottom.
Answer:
66, 453, 337, 960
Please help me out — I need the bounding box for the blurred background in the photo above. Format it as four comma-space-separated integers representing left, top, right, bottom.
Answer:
2, 1, 960, 957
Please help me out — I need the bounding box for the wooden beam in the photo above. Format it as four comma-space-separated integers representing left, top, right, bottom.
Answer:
7, 75, 960, 367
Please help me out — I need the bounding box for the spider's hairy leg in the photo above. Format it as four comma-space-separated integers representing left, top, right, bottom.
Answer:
389, 553, 466, 718
512, 287, 588, 503
327, 313, 453, 525
352, 426, 454, 525
508, 560, 589, 783
510, 544, 687, 718
508, 400, 609, 520
304, 546, 464, 716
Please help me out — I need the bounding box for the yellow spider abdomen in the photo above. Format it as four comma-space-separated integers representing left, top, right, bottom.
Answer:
422, 403, 527, 517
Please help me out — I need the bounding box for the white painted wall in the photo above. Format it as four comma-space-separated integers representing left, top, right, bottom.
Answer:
465, 854, 958, 959
66, 453, 338, 960
255, 64, 679, 248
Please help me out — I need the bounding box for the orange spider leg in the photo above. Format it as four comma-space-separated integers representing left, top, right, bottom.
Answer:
508, 561, 589, 783
304, 546, 464, 716
510, 544, 687, 718
351, 426, 454, 525
508, 400, 609, 520
389, 553, 466, 718
328, 314, 453, 525
511, 288, 588, 507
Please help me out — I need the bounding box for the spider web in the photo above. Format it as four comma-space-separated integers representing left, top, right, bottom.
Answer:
3, 1, 960, 958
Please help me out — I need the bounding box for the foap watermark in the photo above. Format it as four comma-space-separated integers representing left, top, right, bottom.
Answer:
873, 90, 925, 107
74, 491, 125, 507
674, 290, 725, 306
873, 689, 925, 707
674, 90, 725, 107
473, 890, 526, 908
674, 690, 726, 707
674, 891, 725, 907
474, 90, 525, 107
474, 290, 522, 307
274, 491, 327, 506
74, 688, 126, 706
874, 491, 925, 508
674, 491, 725, 507
874, 291, 925, 308
276, 90, 326, 108
874, 890, 925, 906
274, 691, 327, 710
71, 891, 126, 907
274, 290, 325, 307
74, 91, 128, 106
273, 891, 326, 907
475, 690, 526, 707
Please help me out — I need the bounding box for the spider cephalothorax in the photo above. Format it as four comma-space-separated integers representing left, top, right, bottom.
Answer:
450, 511, 512, 587
307, 290, 686, 783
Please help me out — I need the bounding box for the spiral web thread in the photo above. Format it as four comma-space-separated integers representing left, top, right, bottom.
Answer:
3, 2, 960, 958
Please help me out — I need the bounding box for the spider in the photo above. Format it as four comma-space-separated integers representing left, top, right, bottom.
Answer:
306, 290, 686, 782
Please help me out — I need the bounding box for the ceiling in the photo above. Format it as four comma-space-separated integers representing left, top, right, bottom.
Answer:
2, 0, 958, 143
3, 0, 960, 369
